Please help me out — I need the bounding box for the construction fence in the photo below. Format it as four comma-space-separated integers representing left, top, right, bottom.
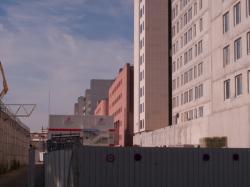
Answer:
45, 146, 250, 187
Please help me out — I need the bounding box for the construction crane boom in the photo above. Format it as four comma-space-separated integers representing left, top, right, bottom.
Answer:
0, 62, 9, 100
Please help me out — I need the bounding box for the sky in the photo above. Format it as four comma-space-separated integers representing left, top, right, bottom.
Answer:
0, 0, 133, 132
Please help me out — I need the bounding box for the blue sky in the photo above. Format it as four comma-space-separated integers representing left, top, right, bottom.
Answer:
0, 0, 133, 132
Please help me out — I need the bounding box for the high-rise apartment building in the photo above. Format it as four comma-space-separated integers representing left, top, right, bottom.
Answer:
134, 0, 170, 135
134, 0, 250, 148
171, 0, 250, 147
172, 0, 210, 127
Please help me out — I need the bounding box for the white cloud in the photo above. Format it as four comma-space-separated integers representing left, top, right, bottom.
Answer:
0, 0, 133, 132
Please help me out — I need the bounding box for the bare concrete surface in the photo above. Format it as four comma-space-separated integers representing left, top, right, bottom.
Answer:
0, 165, 44, 187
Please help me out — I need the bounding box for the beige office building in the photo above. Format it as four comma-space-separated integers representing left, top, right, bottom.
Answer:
134, 0, 250, 148
134, 0, 170, 135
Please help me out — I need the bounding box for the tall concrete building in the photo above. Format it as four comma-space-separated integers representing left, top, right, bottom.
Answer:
134, 0, 250, 148
171, 0, 250, 147
74, 79, 113, 116
171, 0, 210, 130
134, 0, 170, 135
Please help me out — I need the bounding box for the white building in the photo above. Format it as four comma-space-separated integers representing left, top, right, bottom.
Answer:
48, 115, 115, 146
134, 0, 170, 135
134, 0, 250, 148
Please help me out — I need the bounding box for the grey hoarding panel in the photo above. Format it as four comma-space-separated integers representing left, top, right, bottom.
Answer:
44, 147, 250, 187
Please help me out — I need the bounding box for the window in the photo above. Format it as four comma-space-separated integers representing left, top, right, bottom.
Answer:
224, 79, 230, 100
184, 13, 188, 26
247, 0, 250, 16
199, 0, 203, 9
188, 28, 192, 42
247, 32, 250, 55
184, 72, 188, 84
199, 106, 203, 117
193, 24, 197, 37
188, 110, 193, 120
195, 44, 198, 56
235, 74, 243, 96
195, 87, 198, 99
139, 87, 143, 97
189, 68, 193, 81
198, 62, 203, 76
199, 18, 203, 32
195, 84, 203, 99
198, 40, 203, 55
189, 89, 193, 102
223, 45, 230, 66
188, 48, 193, 61
184, 52, 188, 64
234, 2, 241, 26
173, 61, 176, 72
199, 84, 203, 98
234, 38, 242, 61
223, 12, 229, 33
184, 91, 189, 104
172, 79, 176, 90
139, 104, 142, 113
194, 2, 197, 15
194, 108, 197, 119
194, 66, 197, 78
184, 32, 188, 45
172, 26, 176, 37
188, 8, 192, 22
248, 71, 250, 93
176, 4, 178, 16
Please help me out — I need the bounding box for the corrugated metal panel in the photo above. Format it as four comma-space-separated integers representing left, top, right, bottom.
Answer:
45, 147, 250, 187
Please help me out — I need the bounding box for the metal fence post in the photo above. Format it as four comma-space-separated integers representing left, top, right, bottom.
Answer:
28, 147, 35, 187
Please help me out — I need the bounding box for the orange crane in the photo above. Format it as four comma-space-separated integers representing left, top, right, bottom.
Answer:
0, 61, 9, 100
0, 61, 35, 117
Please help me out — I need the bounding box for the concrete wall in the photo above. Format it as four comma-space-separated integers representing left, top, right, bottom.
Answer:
134, 103, 250, 148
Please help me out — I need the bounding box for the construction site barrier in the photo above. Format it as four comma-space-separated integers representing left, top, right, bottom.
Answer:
45, 146, 250, 187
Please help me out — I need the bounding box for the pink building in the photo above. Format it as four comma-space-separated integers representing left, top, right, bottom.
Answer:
108, 64, 134, 146
95, 99, 109, 116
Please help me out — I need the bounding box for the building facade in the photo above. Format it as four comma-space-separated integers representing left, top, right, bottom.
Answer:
77, 80, 113, 116
109, 64, 134, 146
48, 115, 115, 147
95, 99, 109, 116
74, 96, 85, 116
134, 0, 170, 135
134, 0, 250, 148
